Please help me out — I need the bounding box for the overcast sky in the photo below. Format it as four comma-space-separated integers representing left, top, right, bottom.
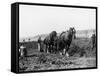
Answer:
19, 5, 96, 39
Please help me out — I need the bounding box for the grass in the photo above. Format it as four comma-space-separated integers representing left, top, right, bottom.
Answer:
19, 38, 96, 72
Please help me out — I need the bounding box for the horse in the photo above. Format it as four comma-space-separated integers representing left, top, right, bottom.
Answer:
56, 27, 76, 56
43, 31, 57, 53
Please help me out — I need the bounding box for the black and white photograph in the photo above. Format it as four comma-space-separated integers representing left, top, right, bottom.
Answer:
12, 3, 97, 73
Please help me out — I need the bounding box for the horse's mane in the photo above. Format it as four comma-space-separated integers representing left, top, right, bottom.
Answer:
59, 28, 75, 41
60, 31, 66, 37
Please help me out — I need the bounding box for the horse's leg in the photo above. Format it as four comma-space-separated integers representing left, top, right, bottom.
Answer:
50, 45, 52, 53
54, 45, 57, 54
59, 49, 62, 55
56, 43, 58, 54
47, 45, 50, 53
57, 45, 61, 55
44, 44, 46, 53
66, 52, 69, 57
63, 48, 66, 55
45, 45, 48, 53
59, 49, 63, 55
38, 43, 40, 51
51, 45, 54, 53
43, 44, 46, 52
52, 45, 54, 53
65, 45, 69, 57
47, 46, 49, 53
51, 45, 53, 53
49, 45, 52, 53
40, 43, 43, 52
47, 45, 49, 53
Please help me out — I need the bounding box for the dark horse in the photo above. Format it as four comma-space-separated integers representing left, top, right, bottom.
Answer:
43, 31, 57, 53
56, 27, 76, 56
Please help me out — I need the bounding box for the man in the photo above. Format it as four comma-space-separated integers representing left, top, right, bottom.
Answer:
91, 33, 96, 49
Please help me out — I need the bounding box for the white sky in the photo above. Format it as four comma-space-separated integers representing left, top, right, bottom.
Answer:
19, 5, 96, 39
